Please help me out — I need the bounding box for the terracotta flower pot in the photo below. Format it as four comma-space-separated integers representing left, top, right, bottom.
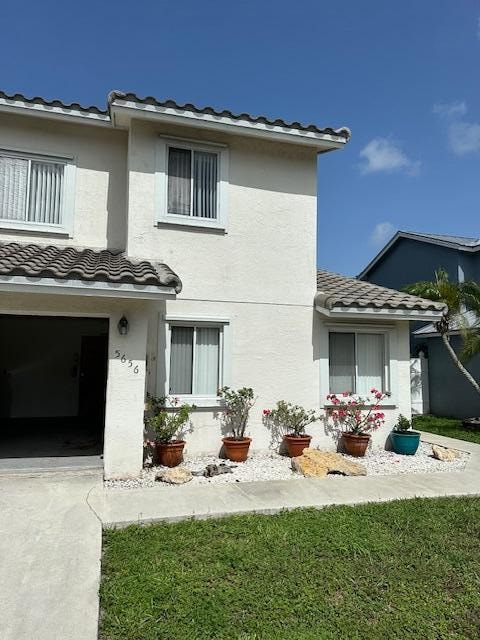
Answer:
284, 434, 312, 458
155, 440, 186, 467
342, 432, 370, 457
222, 437, 252, 462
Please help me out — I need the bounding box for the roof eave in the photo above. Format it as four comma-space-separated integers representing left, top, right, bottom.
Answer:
0, 275, 178, 300
0, 96, 111, 128
110, 101, 349, 150
315, 304, 445, 322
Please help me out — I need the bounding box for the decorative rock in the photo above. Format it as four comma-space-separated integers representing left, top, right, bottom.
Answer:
431, 445, 460, 462
156, 467, 193, 484
292, 448, 367, 477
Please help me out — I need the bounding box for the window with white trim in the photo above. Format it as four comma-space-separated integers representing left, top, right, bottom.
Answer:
329, 331, 388, 394
169, 324, 223, 396
0, 149, 75, 234
156, 138, 228, 229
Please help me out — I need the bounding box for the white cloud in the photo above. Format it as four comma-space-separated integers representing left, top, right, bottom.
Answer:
433, 101, 467, 118
370, 222, 395, 247
359, 138, 420, 176
433, 101, 480, 155
448, 121, 480, 155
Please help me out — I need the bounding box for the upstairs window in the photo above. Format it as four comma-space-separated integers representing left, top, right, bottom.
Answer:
156, 137, 228, 230
329, 331, 388, 395
0, 150, 74, 235
168, 147, 218, 219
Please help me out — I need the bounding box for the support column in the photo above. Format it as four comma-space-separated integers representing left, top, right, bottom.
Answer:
103, 304, 148, 479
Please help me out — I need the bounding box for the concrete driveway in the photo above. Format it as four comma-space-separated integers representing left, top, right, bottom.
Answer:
0, 470, 102, 640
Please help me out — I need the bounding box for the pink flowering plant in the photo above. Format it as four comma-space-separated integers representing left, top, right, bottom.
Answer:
326, 388, 389, 436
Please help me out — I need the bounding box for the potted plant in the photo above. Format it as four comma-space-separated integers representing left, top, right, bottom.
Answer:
263, 401, 319, 457
218, 386, 255, 462
326, 389, 388, 457
145, 395, 195, 467
391, 414, 421, 455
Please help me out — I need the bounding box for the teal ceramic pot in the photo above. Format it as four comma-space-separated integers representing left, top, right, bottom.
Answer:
391, 430, 421, 455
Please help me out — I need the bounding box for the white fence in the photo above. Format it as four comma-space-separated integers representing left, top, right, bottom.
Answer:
411, 353, 429, 415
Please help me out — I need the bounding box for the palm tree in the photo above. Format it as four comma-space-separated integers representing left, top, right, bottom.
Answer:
404, 268, 480, 395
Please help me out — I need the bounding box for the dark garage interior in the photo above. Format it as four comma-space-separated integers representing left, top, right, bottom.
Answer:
0, 315, 109, 467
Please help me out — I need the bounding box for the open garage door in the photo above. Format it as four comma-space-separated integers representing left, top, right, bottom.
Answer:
0, 315, 108, 470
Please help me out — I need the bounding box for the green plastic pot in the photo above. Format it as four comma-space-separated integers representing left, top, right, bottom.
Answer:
391, 430, 420, 455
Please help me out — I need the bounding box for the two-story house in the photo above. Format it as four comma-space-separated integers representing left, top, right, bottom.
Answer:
359, 231, 480, 418
0, 91, 444, 478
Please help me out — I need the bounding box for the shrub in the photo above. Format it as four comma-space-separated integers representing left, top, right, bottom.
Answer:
145, 395, 195, 443
218, 387, 255, 440
394, 414, 412, 433
263, 401, 318, 437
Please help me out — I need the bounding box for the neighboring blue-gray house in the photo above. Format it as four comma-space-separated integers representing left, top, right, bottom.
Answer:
359, 231, 480, 419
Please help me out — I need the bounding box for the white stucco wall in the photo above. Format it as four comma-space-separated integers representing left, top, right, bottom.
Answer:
126, 119, 318, 306
0, 114, 127, 250
125, 118, 326, 457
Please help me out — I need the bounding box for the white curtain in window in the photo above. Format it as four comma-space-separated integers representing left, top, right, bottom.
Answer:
0, 156, 28, 221
194, 327, 219, 394
193, 151, 217, 219
168, 148, 191, 215
329, 333, 356, 393
356, 333, 384, 395
28, 161, 64, 224
170, 327, 193, 394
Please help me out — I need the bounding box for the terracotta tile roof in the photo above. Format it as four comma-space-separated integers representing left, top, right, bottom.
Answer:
108, 91, 352, 140
0, 243, 182, 293
317, 269, 445, 312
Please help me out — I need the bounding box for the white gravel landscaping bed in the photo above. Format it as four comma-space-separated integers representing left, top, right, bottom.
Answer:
105, 442, 468, 491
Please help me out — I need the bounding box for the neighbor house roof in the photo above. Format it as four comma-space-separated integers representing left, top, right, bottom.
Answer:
0, 89, 351, 149
413, 309, 478, 338
358, 231, 480, 279
0, 242, 182, 297
316, 269, 445, 318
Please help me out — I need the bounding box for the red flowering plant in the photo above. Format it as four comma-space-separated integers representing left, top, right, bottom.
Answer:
326, 388, 389, 435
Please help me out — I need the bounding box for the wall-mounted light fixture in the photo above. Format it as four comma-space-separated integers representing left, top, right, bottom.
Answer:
117, 315, 129, 336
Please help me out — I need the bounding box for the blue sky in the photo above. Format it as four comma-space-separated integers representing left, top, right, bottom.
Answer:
1, 0, 479, 275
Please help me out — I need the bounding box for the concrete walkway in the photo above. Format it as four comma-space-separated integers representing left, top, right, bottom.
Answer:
0, 470, 102, 640
1, 432, 479, 640
90, 432, 480, 527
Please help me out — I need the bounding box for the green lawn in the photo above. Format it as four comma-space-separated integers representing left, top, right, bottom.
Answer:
100, 498, 480, 640
414, 414, 480, 445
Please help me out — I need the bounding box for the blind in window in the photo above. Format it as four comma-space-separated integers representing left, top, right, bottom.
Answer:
356, 333, 384, 395
194, 327, 219, 394
170, 326, 193, 394
167, 148, 191, 215
329, 333, 355, 393
0, 156, 28, 221
28, 161, 64, 224
193, 151, 217, 219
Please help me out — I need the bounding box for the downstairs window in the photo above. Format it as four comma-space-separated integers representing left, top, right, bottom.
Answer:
169, 325, 222, 396
329, 331, 387, 395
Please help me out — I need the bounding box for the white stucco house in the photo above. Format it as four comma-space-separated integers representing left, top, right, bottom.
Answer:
0, 89, 445, 478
